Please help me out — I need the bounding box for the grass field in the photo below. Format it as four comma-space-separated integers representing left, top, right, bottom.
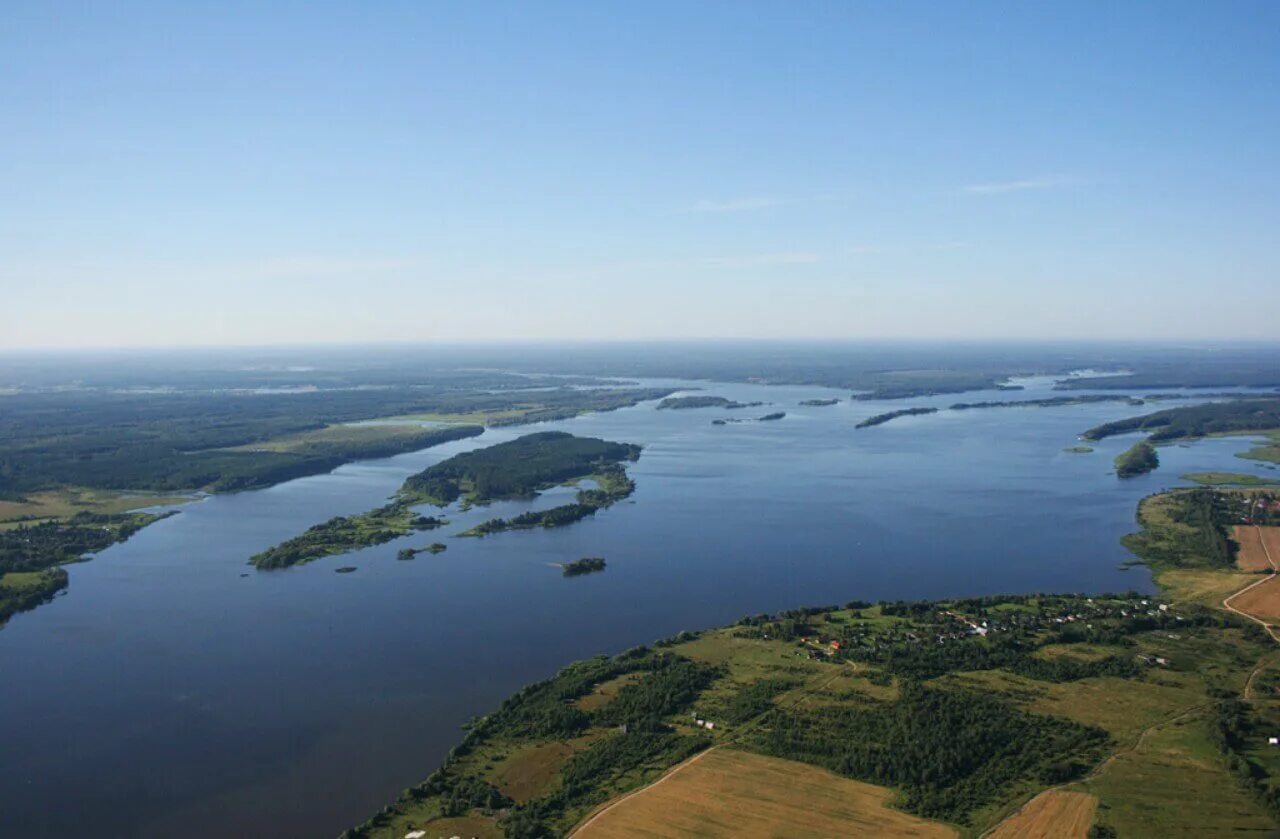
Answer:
987, 790, 1096, 839
573, 747, 957, 839
1082, 708, 1275, 836
0, 487, 190, 526
224, 422, 453, 453
1235, 430, 1280, 466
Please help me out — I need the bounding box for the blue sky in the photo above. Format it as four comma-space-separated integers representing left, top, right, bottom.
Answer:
3, 1, 1278, 347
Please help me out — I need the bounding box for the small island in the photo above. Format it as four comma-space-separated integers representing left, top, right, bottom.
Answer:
1115, 440, 1160, 478
855, 407, 939, 429
799, 398, 840, 407
657, 396, 764, 410
398, 543, 448, 560
1063, 445, 1094, 454
561, 556, 606, 576
757, 411, 785, 422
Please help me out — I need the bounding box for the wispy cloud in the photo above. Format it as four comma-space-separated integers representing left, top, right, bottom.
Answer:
962, 174, 1076, 194
701, 251, 821, 267
681, 196, 779, 213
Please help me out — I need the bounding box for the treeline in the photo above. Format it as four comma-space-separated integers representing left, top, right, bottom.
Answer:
1082, 397, 1280, 443
855, 407, 938, 429
401, 431, 641, 506
951, 395, 1143, 410
747, 681, 1108, 823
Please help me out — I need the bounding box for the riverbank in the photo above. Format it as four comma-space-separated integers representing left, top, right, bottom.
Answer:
343, 488, 1280, 839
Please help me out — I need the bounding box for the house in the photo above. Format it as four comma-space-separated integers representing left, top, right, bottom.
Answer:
705, 721, 715, 730
404, 832, 426, 839
1269, 737, 1278, 746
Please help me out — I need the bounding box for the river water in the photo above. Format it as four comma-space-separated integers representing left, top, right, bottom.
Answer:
1, 376, 1276, 837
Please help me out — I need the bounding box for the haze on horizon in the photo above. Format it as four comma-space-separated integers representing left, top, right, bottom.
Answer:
3, 1, 1278, 350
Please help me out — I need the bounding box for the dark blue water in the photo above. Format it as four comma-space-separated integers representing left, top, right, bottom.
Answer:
0, 377, 1274, 837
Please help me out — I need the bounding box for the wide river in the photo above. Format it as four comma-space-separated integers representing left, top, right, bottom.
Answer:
2, 376, 1277, 837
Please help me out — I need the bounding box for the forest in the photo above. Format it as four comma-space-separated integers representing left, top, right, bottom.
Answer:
400, 432, 641, 506
0, 384, 669, 497
1082, 397, 1280, 445
656, 396, 762, 410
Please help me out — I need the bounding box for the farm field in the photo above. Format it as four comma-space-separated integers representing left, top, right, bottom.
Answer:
1235, 525, 1276, 572
1230, 575, 1280, 623
986, 790, 1096, 839
573, 747, 957, 839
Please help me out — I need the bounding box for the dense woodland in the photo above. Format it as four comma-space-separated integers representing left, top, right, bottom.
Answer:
1082, 397, 1280, 443
1115, 440, 1160, 478
0, 385, 668, 497
401, 432, 641, 506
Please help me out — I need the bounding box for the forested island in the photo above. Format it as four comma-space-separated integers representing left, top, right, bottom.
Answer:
1082, 397, 1280, 444
657, 396, 763, 410
950, 395, 1146, 411
461, 465, 636, 537
561, 557, 606, 576
799, 398, 840, 407
855, 407, 939, 428
400, 432, 641, 507
251, 507, 447, 569
344, 486, 1280, 839
711, 412, 786, 426
1114, 441, 1160, 478
253, 432, 643, 566
0, 510, 172, 627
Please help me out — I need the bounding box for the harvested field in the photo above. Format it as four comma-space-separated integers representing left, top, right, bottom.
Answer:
988, 790, 1096, 839
1233, 526, 1277, 572
1231, 574, 1280, 623
573, 747, 955, 838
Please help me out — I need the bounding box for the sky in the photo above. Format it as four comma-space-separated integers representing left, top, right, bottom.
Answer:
2, 1, 1278, 348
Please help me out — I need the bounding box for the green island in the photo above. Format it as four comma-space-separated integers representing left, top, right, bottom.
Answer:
343, 486, 1280, 839
561, 557, 606, 577
399, 543, 448, 560
1063, 445, 1094, 454
1081, 397, 1280, 447
1115, 440, 1160, 479
856, 406, 939, 429
461, 466, 635, 538
710, 411, 787, 426
1182, 472, 1280, 487
251, 507, 448, 569
253, 433, 642, 564
950, 395, 1149, 411
656, 396, 763, 410
0, 510, 173, 627
799, 398, 840, 407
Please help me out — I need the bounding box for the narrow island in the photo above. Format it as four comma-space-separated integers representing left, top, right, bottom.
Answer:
252, 432, 642, 566
657, 396, 764, 410
1063, 445, 1094, 453
855, 406, 939, 429
799, 398, 840, 407
561, 556, 606, 576
1082, 397, 1280, 444
711, 411, 787, 426
1115, 440, 1160, 478
398, 543, 447, 560
343, 486, 1280, 839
